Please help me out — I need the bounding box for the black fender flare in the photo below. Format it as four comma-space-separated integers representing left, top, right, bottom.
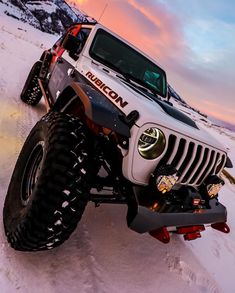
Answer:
53, 82, 131, 137
225, 156, 233, 168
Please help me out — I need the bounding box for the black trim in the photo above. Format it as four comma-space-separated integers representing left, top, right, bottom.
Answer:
69, 22, 97, 27
119, 110, 139, 128
127, 186, 227, 233
75, 82, 131, 137
53, 83, 131, 137
225, 156, 233, 168
156, 99, 199, 129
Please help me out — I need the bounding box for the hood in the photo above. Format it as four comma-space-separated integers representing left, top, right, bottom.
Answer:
80, 62, 227, 153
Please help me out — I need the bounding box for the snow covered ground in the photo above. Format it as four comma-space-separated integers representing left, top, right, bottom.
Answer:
0, 11, 235, 293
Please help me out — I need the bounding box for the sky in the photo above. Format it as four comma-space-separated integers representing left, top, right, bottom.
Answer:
68, 0, 235, 125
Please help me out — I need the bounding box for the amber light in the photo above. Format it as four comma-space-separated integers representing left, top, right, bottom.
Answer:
156, 174, 178, 194
150, 202, 159, 211
207, 183, 223, 198
204, 175, 225, 199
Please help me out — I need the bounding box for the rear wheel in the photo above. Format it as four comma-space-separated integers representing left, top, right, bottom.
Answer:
4, 112, 95, 251
20, 61, 43, 106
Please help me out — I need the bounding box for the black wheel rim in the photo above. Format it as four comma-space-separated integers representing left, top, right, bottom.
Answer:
21, 141, 44, 206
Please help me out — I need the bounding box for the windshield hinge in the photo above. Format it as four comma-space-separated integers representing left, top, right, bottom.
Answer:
120, 110, 139, 128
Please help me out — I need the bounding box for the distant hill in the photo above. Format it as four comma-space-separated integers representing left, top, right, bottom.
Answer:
168, 84, 207, 118
0, 0, 95, 34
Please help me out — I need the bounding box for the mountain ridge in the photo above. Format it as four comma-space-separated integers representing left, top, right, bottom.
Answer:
0, 0, 95, 34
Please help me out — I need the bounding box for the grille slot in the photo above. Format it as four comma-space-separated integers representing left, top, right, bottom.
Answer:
158, 135, 176, 166
171, 139, 186, 167
196, 150, 215, 185
181, 145, 203, 183
158, 134, 226, 186
178, 142, 194, 174
189, 148, 210, 184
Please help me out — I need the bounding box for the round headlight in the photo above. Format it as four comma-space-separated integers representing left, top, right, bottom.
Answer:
138, 127, 166, 159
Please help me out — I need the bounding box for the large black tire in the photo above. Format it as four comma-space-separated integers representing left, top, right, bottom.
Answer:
3, 112, 95, 251
20, 61, 43, 106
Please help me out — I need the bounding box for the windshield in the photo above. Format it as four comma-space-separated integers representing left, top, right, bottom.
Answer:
89, 29, 167, 97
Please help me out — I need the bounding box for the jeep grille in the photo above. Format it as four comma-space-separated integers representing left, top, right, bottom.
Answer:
159, 134, 226, 186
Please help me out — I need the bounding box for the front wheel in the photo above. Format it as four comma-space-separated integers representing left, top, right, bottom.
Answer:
4, 112, 95, 251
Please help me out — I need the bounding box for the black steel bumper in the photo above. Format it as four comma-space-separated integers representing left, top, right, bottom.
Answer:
127, 186, 227, 233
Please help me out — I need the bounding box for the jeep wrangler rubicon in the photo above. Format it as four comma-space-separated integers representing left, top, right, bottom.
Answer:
3, 22, 232, 251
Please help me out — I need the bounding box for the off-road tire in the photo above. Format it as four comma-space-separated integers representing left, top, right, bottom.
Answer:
20, 61, 43, 106
3, 112, 95, 251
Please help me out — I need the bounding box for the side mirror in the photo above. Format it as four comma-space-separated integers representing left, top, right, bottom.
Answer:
62, 34, 82, 60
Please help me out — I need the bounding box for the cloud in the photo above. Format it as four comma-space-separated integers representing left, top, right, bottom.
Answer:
198, 101, 235, 123
68, 0, 186, 59
127, 0, 183, 49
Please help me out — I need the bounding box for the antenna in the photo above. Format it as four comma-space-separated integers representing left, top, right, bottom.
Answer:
98, 2, 109, 22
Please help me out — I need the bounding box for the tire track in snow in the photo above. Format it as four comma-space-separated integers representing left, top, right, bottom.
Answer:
0, 24, 48, 51
164, 238, 221, 293
72, 224, 108, 293
165, 254, 220, 293
34, 223, 109, 293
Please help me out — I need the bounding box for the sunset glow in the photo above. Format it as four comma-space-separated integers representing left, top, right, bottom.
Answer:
67, 0, 235, 125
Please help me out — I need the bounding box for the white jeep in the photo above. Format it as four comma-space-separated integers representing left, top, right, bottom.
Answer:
3, 22, 232, 251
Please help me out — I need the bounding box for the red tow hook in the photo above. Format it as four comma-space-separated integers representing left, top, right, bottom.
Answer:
184, 232, 201, 241
149, 227, 170, 243
177, 225, 205, 241
211, 222, 230, 233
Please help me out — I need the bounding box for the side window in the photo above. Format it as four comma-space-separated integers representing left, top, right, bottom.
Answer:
51, 26, 81, 59
77, 29, 91, 42
52, 26, 81, 50
75, 28, 91, 51
65, 28, 91, 59
52, 26, 91, 61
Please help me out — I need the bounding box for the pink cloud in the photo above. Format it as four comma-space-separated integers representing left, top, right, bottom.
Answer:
127, 0, 184, 52
68, 0, 187, 60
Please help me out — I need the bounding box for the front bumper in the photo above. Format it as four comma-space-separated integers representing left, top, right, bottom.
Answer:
127, 186, 227, 233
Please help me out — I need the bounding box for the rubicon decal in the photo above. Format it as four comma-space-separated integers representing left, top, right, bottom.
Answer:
86, 71, 128, 108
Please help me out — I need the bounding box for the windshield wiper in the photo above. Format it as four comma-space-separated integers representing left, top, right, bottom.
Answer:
93, 57, 159, 98
107, 65, 158, 97
122, 73, 159, 98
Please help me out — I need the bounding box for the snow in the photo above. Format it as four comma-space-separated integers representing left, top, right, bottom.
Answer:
0, 11, 235, 293
26, 2, 59, 15
0, 0, 41, 30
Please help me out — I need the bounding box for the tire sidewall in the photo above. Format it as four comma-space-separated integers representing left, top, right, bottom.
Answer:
4, 123, 45, 232
3, 112, 95, 251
